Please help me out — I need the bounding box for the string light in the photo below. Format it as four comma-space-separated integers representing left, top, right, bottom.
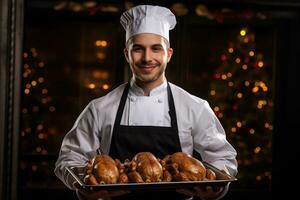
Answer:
240, 29, 247, 36
49, 106, 56, 112
244, 81, 250, 86
25, 83, 31, 89
88, 83, 96, 89
254, 146, 261, 154
42, 88, 48, 94
249, 50, 255, 56
38, 62, 45, 68
235, 57, 241, 63
252, 86, 259, 93
231, 127, 237, 133
256, 175, 262, 181
243, 37, 249, 43
96, 52, 106, 60
236, 121, 242, 128
24, 88, 30, 94
102, 84, 110, 90
95, 40, 108, 47
236, 92, 243, 98
210, 90, 216, 95
258, 61, 264, 68
38, 77, 44, 83
31, 80, 37, 86
257, 100, 267, 109
37, 124, 44, 131
36, 147, 42, 153
41, 98, 48, 104
214, 106, 220, 112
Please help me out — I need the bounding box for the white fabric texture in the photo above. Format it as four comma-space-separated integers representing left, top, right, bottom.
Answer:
120, 5, 176, 42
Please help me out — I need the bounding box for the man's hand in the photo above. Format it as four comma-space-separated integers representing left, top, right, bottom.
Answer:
74, 181, 130, 200
176, 185, 224, 200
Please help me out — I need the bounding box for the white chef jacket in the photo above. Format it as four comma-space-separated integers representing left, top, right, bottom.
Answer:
54, 79, 238, 190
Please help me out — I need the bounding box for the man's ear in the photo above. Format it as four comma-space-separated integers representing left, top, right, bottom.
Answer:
167, 48, 173, 63
124, 48, 130, 62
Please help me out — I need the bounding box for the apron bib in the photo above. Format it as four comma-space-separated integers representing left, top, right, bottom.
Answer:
109, 82, 191, 200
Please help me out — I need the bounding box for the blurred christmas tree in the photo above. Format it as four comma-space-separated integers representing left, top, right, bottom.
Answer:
208, 28, 273, 189
20, 48, 57, 185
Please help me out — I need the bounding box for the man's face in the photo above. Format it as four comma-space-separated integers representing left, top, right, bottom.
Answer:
124, 33, 173, 86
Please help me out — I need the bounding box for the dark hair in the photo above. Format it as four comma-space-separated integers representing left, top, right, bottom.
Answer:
126, 35, 170, 48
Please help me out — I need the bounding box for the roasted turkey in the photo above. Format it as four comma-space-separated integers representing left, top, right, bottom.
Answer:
163, 152, 207, 181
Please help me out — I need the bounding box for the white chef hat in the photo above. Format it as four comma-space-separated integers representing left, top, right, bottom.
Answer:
120, 5, 176, 42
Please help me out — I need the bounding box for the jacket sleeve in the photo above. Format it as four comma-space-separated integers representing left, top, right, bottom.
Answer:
192, 100, 238, 177
54, 100, 101, 189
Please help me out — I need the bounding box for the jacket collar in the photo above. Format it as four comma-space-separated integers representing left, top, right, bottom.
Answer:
129, 78, 167, 96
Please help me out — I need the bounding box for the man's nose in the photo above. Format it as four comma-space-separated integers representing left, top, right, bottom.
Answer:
143, 49, 152, 62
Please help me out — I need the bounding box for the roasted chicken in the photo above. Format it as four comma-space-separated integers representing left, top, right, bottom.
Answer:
163, 152, 207, 181
83, 152, 218, 185
127, 152, 163, 183
84, 155, 121, 184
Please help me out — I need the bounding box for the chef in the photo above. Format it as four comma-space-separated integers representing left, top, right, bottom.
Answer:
54, 4, 238, 200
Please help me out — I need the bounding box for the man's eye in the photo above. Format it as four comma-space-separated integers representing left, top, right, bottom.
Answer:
152, 47, 163, 52
133, 48, 142, 52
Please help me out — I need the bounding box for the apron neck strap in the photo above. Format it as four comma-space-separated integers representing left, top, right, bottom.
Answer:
167, 82, 178, 131
114, 82, 130, 126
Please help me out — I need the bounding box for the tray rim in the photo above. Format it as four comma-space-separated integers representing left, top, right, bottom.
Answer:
66, 162, 237, 191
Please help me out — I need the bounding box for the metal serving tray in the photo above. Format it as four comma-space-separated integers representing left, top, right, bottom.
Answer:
66, 162, 237, 191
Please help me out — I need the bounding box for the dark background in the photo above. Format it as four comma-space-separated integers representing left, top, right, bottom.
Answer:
1, 0, 300, 200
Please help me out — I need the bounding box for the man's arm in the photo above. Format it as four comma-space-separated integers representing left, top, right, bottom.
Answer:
54, 101, 101, 189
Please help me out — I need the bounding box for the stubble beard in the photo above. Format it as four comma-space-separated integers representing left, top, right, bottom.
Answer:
133, 64, 166, 85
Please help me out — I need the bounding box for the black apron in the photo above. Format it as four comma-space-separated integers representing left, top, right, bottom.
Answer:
109, 82, 192, 200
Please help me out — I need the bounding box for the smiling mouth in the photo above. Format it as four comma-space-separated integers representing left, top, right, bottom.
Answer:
140, 66, 156, 73
140, 64, 157, 68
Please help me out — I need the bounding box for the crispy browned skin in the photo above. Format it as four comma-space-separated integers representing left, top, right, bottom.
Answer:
130, 152, 163, 182
164, 152, 206, 181
205, 168, 216, 180
162, 170, 172, 182
92, 155, 119, 184
118, 173, 129, 183
127, 171, 144, 183
84, 174, 99, 185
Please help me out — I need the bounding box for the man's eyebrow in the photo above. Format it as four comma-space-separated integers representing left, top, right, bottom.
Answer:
132, 44, 144, 48
152, 44, 164, 48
